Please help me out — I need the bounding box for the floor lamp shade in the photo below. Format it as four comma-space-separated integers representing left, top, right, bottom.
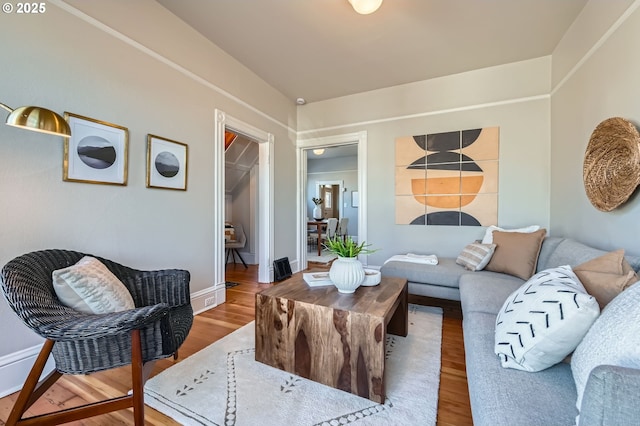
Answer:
3, 104, 71, 137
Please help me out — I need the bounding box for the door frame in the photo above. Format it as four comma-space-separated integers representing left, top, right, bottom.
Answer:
297, 131, 368, 270
215, 109, 274, 288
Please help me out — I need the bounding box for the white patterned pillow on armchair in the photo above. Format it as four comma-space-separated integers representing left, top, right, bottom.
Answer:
52, 256, 135, 314
494, 265, 600, 372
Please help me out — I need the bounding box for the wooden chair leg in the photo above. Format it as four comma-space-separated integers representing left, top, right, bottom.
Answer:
8, 330, 146, 426
130, 329, 145, 425
7, 340, 60, 426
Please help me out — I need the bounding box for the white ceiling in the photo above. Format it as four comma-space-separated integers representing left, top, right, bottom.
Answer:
156, 0, 587, 103
307, 144, 358, 160
225, 135, 259, 194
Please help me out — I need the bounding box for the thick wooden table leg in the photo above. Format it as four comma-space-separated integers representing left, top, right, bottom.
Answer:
387, 282, 408, 337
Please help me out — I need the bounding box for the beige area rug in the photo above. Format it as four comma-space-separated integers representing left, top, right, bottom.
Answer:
144, 304, 443, 425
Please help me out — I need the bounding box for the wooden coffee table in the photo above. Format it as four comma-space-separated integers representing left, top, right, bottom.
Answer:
255, 274, 408, 403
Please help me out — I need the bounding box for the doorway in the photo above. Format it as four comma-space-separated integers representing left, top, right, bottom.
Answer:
297, 131, 369, 270
215, 110, 274, 300
224, 132, 259, 267
316, 181, 343, 220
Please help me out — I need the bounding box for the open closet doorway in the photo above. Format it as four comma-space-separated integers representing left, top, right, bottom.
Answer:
224, 131, 259, 269
214, 110, 274, 304
297, 131, 368, 271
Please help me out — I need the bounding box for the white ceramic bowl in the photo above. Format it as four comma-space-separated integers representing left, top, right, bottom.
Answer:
361, 269, 381, 286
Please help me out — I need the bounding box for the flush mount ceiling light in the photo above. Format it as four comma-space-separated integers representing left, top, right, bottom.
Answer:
348, 0, 383, 15
0, 102, 71, 137
313, 149, 325, 155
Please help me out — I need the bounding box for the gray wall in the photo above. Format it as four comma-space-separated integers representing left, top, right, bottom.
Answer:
298, 57, 552, 266
0, 0, 297, 360
550, 0, 640, 255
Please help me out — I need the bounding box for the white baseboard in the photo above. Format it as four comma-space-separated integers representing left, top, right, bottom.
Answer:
191, 284, 226, 315
289, 259, 299, 273
0, 343, 56, 399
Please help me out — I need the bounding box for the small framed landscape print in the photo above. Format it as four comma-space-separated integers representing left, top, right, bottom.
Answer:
352, 191, 359, 207
63, 112, 129, 185
146, 134, 188, 191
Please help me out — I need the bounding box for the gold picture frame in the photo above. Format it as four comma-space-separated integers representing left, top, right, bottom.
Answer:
146, 134, 188, 191
63, 112, 129, 185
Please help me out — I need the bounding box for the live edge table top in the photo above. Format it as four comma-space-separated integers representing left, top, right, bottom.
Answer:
254, 275, 408, 403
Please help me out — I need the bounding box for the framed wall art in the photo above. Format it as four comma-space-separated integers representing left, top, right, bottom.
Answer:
146, 134, 188, 191
63, 112, 129, 185
352, 191, 359, 207
395, 127, 499, 226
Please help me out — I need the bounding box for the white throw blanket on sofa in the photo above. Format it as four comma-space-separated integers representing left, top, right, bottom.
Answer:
384, 253, 439, 265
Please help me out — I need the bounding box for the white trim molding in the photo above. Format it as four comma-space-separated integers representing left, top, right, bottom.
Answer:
191, 285, 226, 315
0, 343, 56, 399
216, 110, 275, 285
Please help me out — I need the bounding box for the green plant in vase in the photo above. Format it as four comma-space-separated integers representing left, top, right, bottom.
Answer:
323, 236, 378, 294
323, 236, 377, 258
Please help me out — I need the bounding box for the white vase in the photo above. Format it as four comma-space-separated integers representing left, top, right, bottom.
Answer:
329, 257, 365, 294
313, 205, 323, 220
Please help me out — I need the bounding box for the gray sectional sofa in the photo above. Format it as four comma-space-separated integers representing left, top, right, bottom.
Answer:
380, 237, 640, 425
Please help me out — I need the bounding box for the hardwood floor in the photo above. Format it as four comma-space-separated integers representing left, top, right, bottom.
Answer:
0, 263, 472, 425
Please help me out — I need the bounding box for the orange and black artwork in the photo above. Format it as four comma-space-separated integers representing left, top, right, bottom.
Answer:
395, 127, 499, 226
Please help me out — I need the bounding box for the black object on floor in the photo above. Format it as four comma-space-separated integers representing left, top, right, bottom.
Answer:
225, 281, 240, 288
273, 257, 292, 281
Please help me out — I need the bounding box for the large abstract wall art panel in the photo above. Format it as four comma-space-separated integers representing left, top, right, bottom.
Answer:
395, 127, 499, 226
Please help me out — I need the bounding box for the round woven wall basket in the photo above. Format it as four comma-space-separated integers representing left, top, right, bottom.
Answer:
583, 117, 640, 212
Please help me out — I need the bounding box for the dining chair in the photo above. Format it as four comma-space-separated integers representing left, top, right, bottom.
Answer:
318, 217, 338, 249
337, 217, 349, 240
225, 223, 248, 268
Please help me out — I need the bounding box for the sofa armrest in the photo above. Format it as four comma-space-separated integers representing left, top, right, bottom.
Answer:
579, 364, 640, 425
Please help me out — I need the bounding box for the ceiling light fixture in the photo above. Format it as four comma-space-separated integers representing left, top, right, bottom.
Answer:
348, 0, 383, 15
0, 102, 71, 137
313, 149, 325, 156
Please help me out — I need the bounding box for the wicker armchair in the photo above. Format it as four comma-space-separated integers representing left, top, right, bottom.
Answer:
0, 249, 193, 425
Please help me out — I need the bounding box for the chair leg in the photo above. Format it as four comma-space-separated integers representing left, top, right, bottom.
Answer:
7, 331, 146, 426
233, 249, 248, 268
7, 339, 60, 426
131, 329, 145, 425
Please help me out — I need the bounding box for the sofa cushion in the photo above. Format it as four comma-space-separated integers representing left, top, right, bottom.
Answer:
536, 237, 566, 272
578, 365, 640, 426
571, 281, 640, 415
541, 238, 640, 272
485, 229, 546, 280
456, 243, 496, 271
495, 265, 600, 372
52, 256, 135, 314
463, 311, 578, 426
573, 249, 640, 309
380, 257, 466, 289
459, 274, 523, 315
